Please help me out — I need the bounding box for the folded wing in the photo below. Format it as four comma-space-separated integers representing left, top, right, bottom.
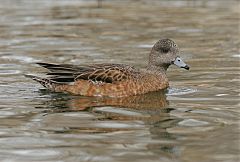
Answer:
37, 63, 140, 84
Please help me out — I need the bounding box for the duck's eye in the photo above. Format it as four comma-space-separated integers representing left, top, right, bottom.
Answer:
160, 47, 170, 53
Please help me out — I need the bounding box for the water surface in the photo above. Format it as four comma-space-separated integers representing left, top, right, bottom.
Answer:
0, 0, 239, 162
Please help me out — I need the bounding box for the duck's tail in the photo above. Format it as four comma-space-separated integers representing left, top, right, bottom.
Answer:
25, 74, 65, 91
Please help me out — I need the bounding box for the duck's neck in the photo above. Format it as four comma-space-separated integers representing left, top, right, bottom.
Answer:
146, 64, 168, 75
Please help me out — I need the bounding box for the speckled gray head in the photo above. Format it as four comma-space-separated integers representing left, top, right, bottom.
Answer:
149, 38, 190, 71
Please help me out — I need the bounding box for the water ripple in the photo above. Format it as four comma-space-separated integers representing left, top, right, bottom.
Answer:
167, 87, 197, 96
178, 119, 209, 127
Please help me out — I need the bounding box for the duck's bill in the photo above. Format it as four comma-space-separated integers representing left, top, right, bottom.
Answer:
173, 57, 190, 70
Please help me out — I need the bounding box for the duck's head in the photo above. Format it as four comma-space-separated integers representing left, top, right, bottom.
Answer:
148, 38, 189, 71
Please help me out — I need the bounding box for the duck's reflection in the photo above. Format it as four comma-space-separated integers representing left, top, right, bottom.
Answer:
70, 90, 169, 111
38, 89, 176, 126
37, 89, 179, 159
39, 89, 169, 111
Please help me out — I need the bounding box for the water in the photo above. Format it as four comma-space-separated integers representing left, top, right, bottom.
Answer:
0, 0, 239, 162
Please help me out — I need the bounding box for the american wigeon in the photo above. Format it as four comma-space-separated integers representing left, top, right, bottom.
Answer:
26, 38, 189, 97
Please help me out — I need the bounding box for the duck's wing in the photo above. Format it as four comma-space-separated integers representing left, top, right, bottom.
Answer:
74, 63, 140, 83
37, 63, 140, 84
36, 62, 80, 83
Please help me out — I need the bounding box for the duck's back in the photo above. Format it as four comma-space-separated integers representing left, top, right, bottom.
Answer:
58, 69, 169, 97
29, 63, 169, 97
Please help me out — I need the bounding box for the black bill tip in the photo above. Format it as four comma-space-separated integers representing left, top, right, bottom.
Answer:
183, 65, 190, 70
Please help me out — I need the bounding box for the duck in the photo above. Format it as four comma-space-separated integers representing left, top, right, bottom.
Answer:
26, 38, 189, 97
